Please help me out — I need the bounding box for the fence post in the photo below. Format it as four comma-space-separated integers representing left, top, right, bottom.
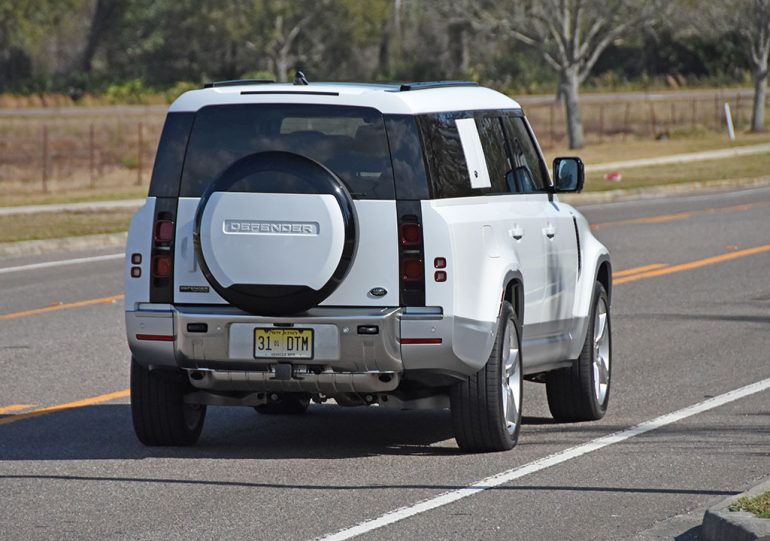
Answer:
650, 104, 657, 138
623, 103, 630, 141
42, 124, 48, 193
714, 94, 720, 131
549, 104, 555, 146
89, 123, 95, 188
736, 94, 742, 128
691, 100, 697, 130
136, 121, 143, 186
599, 105, 605, 143
670, 102, 676, 131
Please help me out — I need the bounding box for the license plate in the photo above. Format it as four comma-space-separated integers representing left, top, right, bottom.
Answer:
254, 328, 313, 359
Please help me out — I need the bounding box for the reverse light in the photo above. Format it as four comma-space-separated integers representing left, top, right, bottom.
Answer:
434, 257, 446, 269
434, 271, 447, 282
130, 267, 142, 278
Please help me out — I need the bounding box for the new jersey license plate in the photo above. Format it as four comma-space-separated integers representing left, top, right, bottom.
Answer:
254, 328, 314, 359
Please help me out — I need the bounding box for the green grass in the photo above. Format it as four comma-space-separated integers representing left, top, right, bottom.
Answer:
584, 149, 770, 192
729, 491, 770, 519
0, 209, 134, 243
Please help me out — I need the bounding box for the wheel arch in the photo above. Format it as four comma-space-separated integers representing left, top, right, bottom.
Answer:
595, 257, 612, 305
501, 269, 524, 323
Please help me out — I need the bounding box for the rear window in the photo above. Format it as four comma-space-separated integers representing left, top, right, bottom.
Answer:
179, 104, 395, 199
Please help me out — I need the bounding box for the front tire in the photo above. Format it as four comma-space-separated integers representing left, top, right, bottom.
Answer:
450, 301, 523, 453
130, 358, 206, 446
546, 281, 611, 422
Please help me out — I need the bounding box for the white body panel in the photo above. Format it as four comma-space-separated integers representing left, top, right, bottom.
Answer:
169, 84, 520, 116
124, 197, 156, 310
421, 194, 551, 327
174, 198, 400, 307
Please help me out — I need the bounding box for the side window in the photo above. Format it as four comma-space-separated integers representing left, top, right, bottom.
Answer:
418, 112, 474, 199
503, 116, 549, 193
474, 116, 510, 194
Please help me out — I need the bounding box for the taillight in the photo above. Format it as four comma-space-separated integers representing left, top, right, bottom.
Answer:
396, 201, 425, 306
400, 223, 422, 246
149, 199, 177, 303
401, 258, 423, 282
152, 255, 172, 278
154, 220, 174, 242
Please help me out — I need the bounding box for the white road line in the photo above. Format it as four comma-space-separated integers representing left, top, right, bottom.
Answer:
0, 253, 123, 274
315, 377, 770, 541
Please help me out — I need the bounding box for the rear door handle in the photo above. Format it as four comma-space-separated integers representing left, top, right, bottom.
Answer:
544, 224, 556, 239
509, 225, 524, 241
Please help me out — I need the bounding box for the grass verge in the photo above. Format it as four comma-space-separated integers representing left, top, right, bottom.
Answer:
0, 209, 134, 243
729, 490, 770, 519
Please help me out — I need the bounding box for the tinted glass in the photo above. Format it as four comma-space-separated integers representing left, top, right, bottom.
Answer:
384, 115, 430, 200
148, 112, 194, 197
418, 111, 473, 199
503, 116, 548, 192
475, 116, 510, 194
180, 104, 395, 199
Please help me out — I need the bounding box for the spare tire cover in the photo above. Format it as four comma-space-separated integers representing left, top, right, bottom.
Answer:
193, 151, 357, 316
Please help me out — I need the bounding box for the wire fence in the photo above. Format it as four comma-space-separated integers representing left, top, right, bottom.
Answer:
0, 91, 765, 196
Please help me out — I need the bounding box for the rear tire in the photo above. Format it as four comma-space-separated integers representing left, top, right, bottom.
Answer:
255, 393, 311, 415
450, 301, 523, 453
130, 358, 206, 446
546, 281, 611, 422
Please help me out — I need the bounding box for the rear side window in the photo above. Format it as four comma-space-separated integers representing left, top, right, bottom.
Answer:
503, 116, 549, 193
419, 112, 513, 199
148, 113, 194, 197
179, 104, 395, 199
475, 116, 510, 194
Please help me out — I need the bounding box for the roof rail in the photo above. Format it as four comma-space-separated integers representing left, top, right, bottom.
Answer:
203, 79, 275, 89
398, 81, 479, 92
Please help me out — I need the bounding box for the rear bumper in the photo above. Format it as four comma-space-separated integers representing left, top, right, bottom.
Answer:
126, 305, 494, 392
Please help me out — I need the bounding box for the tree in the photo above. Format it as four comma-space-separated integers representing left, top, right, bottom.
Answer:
485, 0, 663, 149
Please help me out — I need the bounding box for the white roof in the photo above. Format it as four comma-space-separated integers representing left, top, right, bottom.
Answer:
168, 83, 521, 115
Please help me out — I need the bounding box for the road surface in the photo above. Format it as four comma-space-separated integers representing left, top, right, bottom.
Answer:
1, 185, 769, 540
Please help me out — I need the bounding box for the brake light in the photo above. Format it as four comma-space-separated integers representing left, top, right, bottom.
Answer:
154, 220, 174, 242
149, 202, 176, 304
396, 203, 425, 307
400, 223, 422, 246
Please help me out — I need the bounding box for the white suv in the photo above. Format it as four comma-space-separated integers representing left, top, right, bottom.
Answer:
125, 80, 612, 453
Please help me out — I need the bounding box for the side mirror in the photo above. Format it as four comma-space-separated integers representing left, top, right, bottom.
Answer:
552, 157, 585, 193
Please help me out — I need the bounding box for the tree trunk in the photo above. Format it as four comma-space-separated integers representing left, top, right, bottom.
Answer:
751, 66, 768, 132
561, 68, 584, 149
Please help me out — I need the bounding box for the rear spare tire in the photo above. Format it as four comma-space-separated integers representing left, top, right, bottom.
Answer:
193, 151, 357, 316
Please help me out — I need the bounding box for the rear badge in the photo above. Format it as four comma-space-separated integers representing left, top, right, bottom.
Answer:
368, 287, 387, 297
180, 285, 210, 293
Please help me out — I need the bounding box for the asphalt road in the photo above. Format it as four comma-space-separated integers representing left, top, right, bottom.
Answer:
1, 186, 769, 540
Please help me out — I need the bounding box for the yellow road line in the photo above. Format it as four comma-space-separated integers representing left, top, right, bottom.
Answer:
0, 389, 129, 426
3, 245, 770, 428
614, 244, 770, 285
613, 263, 668, 278
592, 200, 770, 231
0, 404, 35, 415
0, 294, 124, 321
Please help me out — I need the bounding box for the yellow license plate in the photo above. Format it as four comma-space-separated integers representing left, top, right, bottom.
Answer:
254, 328, 314, 359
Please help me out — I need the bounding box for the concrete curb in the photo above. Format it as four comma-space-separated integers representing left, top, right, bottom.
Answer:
700, 478, 770, 541
0, 232, 126, 257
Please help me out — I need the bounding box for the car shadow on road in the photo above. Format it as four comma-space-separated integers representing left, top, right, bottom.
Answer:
0, 403, 468, 460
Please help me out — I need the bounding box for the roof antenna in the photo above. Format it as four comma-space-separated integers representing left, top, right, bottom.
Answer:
294, 70, 309, 85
